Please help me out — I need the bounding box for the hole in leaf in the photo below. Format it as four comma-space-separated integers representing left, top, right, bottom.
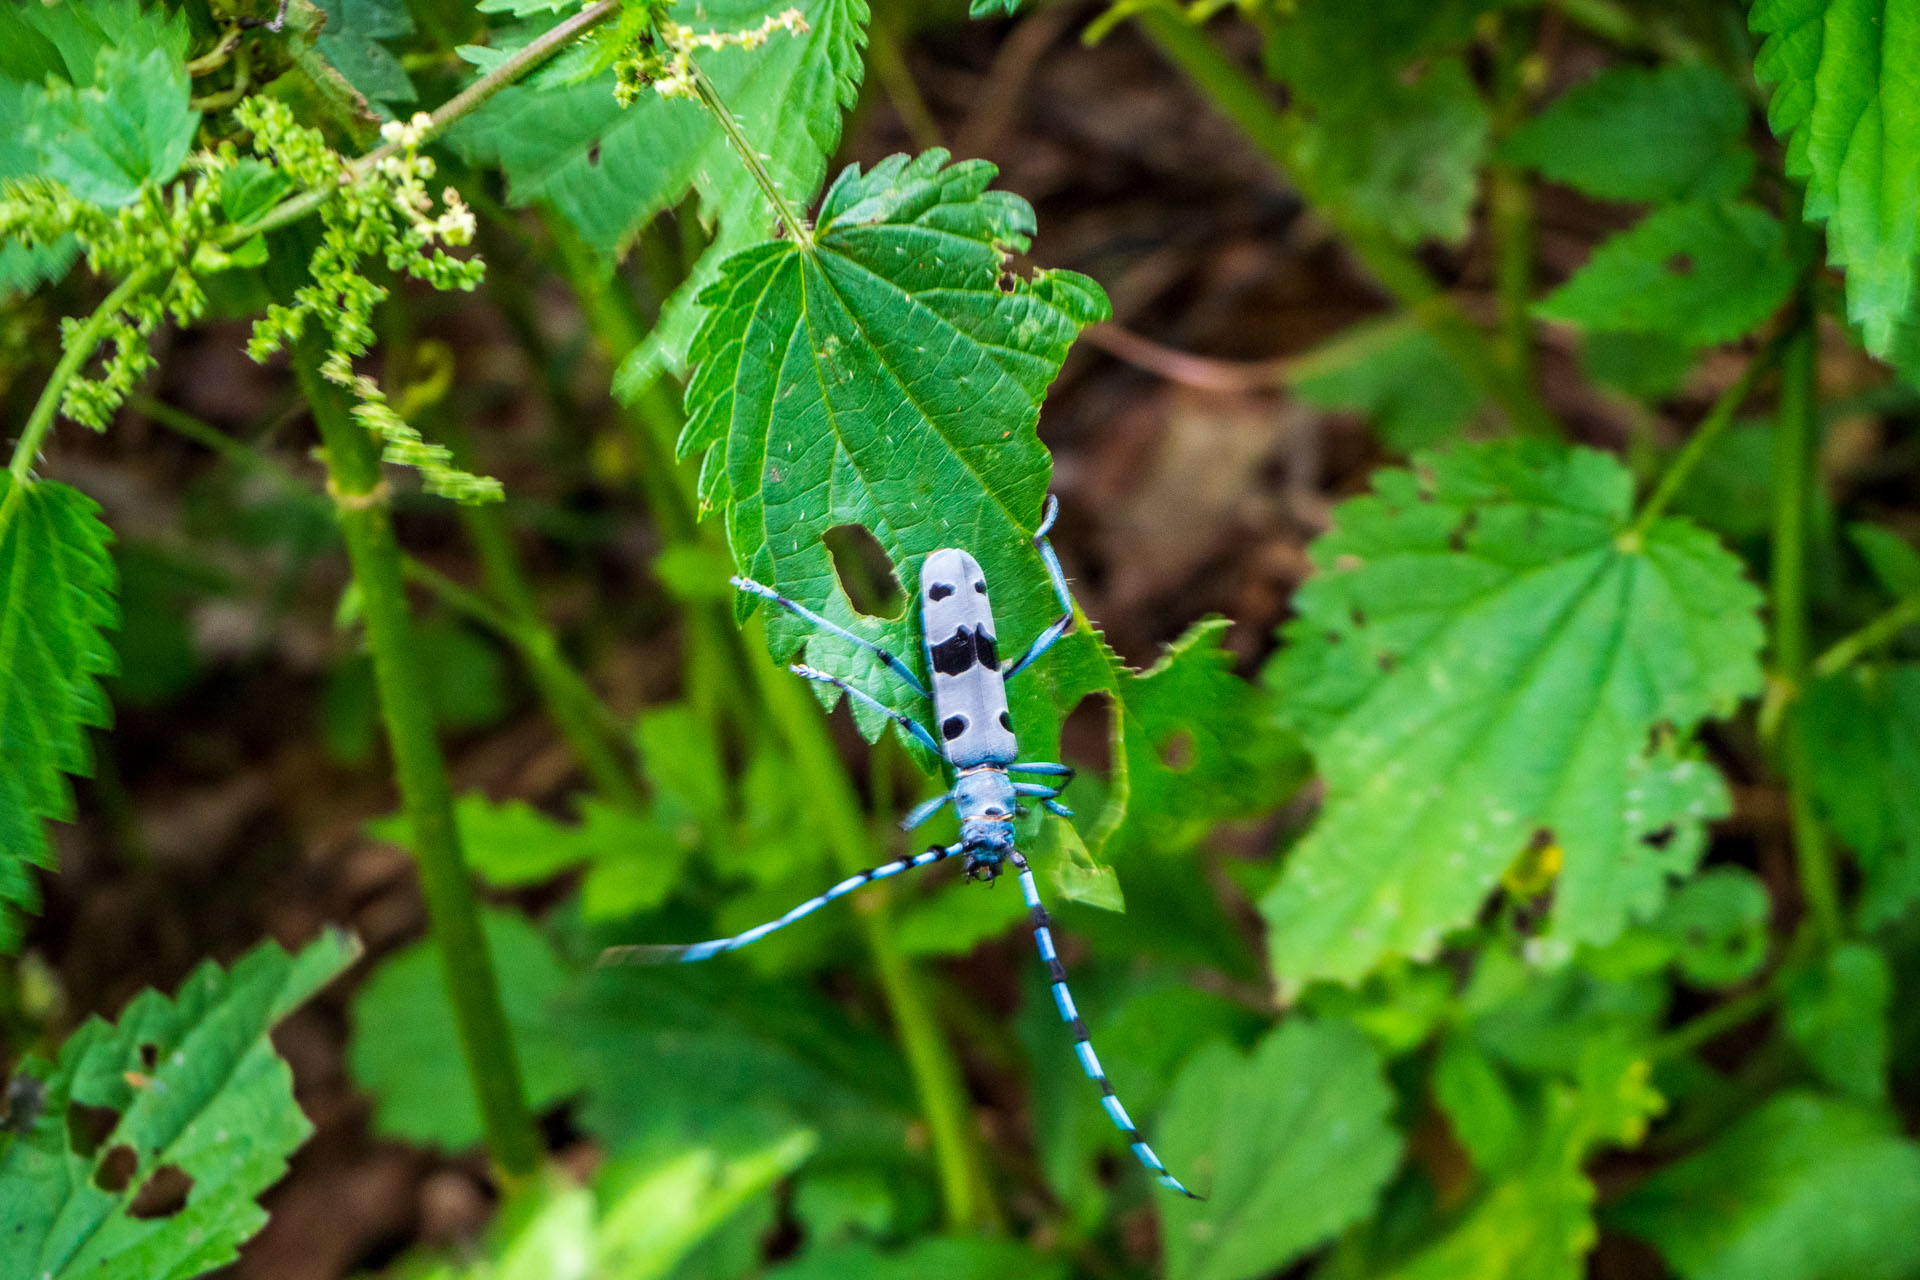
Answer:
137, 1043, 158, 1071
1158, 728, 1196, 772
1349, 603, 1367, 628
824, 524, 904, 618
67, 1102, 120, 1159
94, 1143, 138, 1194
1060, 692, 1113, 774
1665, 252, 1694, 275
586, 139, 603, 167
130, 1164, 194, 1219
1377, 651, 1399, 672
1643, 824, 1677, 850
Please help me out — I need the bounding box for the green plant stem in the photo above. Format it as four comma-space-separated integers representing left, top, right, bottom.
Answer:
2, 267, 158, 531
685, 61, 810, 244
135, 393, 638, 794
747, 622, 995, 1231
1814, 594, 1920, 677
1629, 329, 1788, 535
224, 0, 620, 247
294, 336, 542, 1183
1650, 977, 1780, 1062
1488, 21, 1536, 388
1770, 303, 1844, 946
1131, 2, 1558, 439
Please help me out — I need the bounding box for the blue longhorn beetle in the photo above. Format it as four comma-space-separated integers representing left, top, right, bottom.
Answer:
604, 498, 1199, 1199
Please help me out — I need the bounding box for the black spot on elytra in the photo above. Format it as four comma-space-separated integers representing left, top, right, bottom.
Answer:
931, 631, 976, 676
974, 580, 987, 594
928, 582, 954, 601
942, 715, 968, 740
999, 711, 1012, 731
975, 629, 998, 668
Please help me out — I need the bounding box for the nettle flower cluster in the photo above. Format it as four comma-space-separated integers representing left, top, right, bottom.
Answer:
0, 94, 498, 502
614, 7, 809, 105
242, 100, 499, 504
0, 151, 248, 429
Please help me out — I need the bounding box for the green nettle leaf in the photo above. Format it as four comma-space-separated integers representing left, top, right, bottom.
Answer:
1797, 667, 1920, 927
1579, 329, 1698, 401
28, 43, 199, 208
676, 152, 1108, 742
402, 1133, 817, 1280
1501, 62, 1754, 203
1100, 618, 1308, 859
1157, 1021, 1402, 1280
455, 0, 867, 374
1649, 865, 1771, 988
1846, 523, 1920, 597
1536, 202, 1799, 346
0, 931, 358, 1279
1291, 59, 1491, 247
1386, 1042, 1662, 1280
768, 1238, 1069, 1280
369, 792, 687, 912
1783, 941, 1892, 1101
1751, 0, 1920, 361
1611, 1091, 1920, 1280
1433, 1038, 1525, 1173
308, 0, 418, 110
0, 478, 119, 954
1260, 441, 1764, 989
347, 908, 582, 1151
1288, 314, 1486, 452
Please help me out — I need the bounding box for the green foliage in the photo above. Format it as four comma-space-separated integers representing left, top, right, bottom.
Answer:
1537, 202, 1800, 345
1751, 0, 1920, 362
1260, 441, 1764, 988
348, 908, 582, 1151
1157, 1020, 1401, 1280
11, 3, 1920, 1278
400, 1136, 818, 1280
0, 931, 358, 1280
1611, 1092, 1920, 1280
0, 0, 197, 205
1797, 667, 1920, 926
0, 478, 118, 953
456, 0, 868, 374
307, 0, 419, 112
769, 1238, 1067, 1280
1259, 3, 1496, 245
1287, 314, 1485, 452
1501, 63, 1753, 203
1391, 1041, 1662, 1280
679, 152, 1105, 749
1649, 866, 1771, 988
1783, 942, 1891, 1101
